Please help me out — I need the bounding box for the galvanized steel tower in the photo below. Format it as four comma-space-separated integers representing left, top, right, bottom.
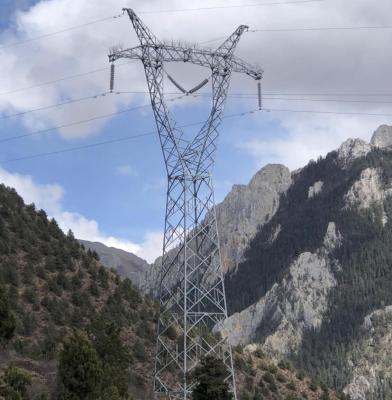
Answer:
109, 8, 263, 399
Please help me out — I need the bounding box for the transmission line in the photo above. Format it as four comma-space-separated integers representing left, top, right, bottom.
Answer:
0, 61, 133, 96
2, 105, 392, 165
248, 25, 392, 32
0, 0, 324, 51
0, 92, 110, 120
4, 88, 392, 121
137, 0, 324, 14
0, 95, 185, 144
0, 14, 123, 50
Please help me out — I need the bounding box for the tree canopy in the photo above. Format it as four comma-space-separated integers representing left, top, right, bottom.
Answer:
191, 355, 233, 400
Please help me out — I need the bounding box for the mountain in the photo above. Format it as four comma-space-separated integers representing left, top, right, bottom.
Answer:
77, 123, 392, 399
0, 179, 340, 399
216, 124, 392, 399
146, 163, 292, 293
79, 240, 150, 289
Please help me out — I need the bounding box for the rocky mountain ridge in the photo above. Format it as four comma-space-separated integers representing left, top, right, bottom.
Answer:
79, 239, 150, 289
219, 124, 392, 399
77, 124, 392, 400
218, 222, 341, 357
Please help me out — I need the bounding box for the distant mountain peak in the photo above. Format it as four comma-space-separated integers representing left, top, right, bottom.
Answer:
371, 124, 392, 148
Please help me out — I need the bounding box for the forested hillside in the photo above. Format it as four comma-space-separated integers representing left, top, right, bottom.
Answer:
0, 182, 342, 399
0, 183, 157, 399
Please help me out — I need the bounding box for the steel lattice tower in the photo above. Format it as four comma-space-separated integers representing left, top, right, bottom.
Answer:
109, 8, 263, 399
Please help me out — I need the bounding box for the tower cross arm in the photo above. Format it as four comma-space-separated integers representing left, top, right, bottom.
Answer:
109, 46, 143, 62
231, 56, 263, 80
109, 44, 216, 67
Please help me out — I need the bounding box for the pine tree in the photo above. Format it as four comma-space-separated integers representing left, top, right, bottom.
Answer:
0, 285, 16, 344
58, 331, 103, 400
191, 355, 233, 400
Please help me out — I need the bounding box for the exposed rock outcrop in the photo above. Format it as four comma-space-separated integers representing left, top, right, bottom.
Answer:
146, 164, 292, 291
344, 167, 392, 225
215, 164, 292, 272
308, 181, 324, 199
344, 306, 392, 400
217, 222, 340, 357
337, 138, 371, 168
371, 125, 392, 149
344, 168, 390, 210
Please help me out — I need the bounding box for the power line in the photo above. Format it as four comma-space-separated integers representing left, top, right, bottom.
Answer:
2, 105, 392, 165
3, 89, 392, 122
0, 61, 133, 97
0, 131, 155, 164
0, 0, 323, 51
0, 108, 258, 164
262, 107, 392, 117
0, 92, 109, 120
0, 95, 185, 144
235, 92, 392, 97
137, 0, 325, 14
248, 25, 392, 32
228, 95, 392, 104
0, 14, 123, 50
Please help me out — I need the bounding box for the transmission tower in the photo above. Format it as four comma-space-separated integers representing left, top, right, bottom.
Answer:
109, 8, 263, 399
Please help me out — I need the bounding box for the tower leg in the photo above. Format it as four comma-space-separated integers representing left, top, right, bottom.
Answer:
154, 175, 236, 399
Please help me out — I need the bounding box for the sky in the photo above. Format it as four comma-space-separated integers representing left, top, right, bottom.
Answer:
0, 0, 391, 262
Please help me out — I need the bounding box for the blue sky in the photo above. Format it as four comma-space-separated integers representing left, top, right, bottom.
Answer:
0, 0, 391, 261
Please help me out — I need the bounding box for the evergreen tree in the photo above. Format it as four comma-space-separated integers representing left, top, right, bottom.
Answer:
0, 366, 32, 400
191, 355, 233, 400
88, 318, 130, 397
0, 285, 16, 344
58, 331, 103, 400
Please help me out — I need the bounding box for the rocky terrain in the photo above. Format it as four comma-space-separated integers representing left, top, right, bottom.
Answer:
214, 164, 292, 273
218, 222, 340, 357
50, 123, 392, 399
218, 124, 392, 398
344, 306, 392, 399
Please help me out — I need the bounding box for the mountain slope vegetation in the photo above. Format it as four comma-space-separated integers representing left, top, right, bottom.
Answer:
0, 183, 157, 399
0, 182, 342, 399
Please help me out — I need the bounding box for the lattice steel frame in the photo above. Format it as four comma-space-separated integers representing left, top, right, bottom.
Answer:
109, 9, 263, 400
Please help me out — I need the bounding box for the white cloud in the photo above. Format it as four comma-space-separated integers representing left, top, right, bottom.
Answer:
2, 0, 391, 147
116, 164, 139, 177
137, 231, 164, 262
0, 0, 390, 169
0, 166, 161, 262
143, 178, 166, 192
239, 110, 387, 170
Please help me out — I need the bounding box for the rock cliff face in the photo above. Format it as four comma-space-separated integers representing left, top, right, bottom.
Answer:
215, 164, 292, 272
214, 124, 392, 400
146, 164, 292, 291
344, 306, 392, 400
344, 168, 388, 210
337, 138, 371, 168
371, 125, 392, 148
218, 222, 340, 356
